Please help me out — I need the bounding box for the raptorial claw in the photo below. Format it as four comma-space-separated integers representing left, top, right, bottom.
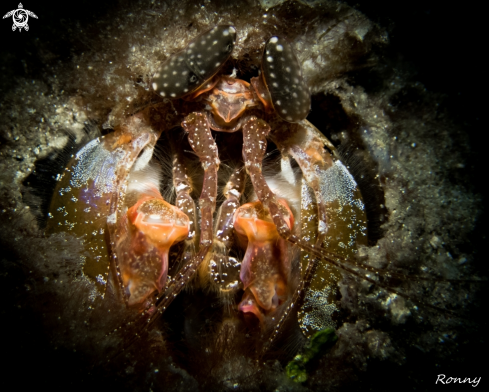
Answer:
47, 115, 160, 296
234, 200, 294, 324
119, 194, 190, 306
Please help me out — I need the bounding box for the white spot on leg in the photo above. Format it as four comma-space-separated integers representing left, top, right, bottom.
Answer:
152, 82, 158, 90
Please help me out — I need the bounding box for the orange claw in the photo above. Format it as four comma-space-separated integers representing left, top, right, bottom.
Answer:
234, 200, 294, 324
120, 195, 189, 306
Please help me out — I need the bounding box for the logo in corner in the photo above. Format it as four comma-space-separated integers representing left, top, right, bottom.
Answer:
3, 3, 37, 32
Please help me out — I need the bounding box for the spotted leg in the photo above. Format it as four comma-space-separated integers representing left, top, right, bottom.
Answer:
170, 139, 199, 260
148, 112, 220, 317
215, 167, 246, 249
201, 166, 246, 293
241, 116, 293, 238
183, 112, 220, 248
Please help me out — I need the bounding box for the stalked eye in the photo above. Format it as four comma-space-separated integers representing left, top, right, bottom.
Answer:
261, 36, 311, 123
153, 25, 236, 99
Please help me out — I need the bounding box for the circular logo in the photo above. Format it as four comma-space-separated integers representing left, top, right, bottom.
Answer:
12, 9, 28, 28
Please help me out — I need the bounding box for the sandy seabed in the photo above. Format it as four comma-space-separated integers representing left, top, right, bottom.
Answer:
0, 1, 485, 391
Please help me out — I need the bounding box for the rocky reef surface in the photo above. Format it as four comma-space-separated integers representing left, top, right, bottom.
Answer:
0, 1, 485, 391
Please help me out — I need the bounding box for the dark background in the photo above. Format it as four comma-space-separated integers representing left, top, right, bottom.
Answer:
0, 0, 486, 390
